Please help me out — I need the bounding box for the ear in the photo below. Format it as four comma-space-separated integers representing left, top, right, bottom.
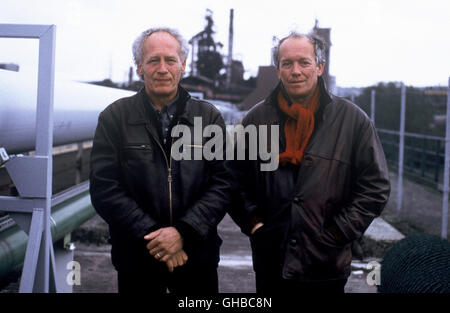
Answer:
181, 59, 187, 74
317, 63, 325, 77
276, 67, 281, 80
137, 64, 143, 77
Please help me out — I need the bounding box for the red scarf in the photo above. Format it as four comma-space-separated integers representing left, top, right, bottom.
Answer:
278, 86, 320, 166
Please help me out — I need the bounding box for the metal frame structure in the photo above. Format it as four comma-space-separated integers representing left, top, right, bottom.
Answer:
0, 24, 57, 292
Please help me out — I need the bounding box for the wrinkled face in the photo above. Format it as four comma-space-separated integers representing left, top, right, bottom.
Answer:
137, 31, 186, 101
277, 37, 324, 103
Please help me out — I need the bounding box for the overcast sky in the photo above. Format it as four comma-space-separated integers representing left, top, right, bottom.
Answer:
0, 0, 449, 87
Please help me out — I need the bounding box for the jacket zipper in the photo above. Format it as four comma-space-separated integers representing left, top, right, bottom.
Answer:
167, 121, 180, 225
146, 121, 179, 225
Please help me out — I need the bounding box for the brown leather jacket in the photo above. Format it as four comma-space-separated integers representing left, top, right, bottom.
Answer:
229, 77, 390, 281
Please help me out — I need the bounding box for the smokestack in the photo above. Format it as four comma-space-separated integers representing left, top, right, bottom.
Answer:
226, 8, 234, 90
128, 66, 133, 87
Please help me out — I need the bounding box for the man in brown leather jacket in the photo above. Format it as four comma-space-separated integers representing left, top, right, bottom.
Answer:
230, 31, 390, 293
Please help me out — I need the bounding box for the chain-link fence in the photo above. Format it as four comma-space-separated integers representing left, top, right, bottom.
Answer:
352, 81, 450, 240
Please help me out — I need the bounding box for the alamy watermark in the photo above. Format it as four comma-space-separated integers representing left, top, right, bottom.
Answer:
66, 261, 81, 286
170, 117, 280, 171
366, 261, 381, 286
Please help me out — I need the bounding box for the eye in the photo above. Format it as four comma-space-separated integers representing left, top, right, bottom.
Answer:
300, 60, 311, 67
281, 61, 292, 68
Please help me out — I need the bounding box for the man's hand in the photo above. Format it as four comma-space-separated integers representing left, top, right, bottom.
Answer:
166, 249, 189, 272
144, 227, 183, 262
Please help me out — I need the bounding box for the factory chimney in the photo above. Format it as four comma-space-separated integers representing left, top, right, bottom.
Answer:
225, 8, 234, 90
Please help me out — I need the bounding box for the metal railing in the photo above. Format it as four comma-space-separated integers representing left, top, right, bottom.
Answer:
364, 78, 450, 239
378, 128, 445, 186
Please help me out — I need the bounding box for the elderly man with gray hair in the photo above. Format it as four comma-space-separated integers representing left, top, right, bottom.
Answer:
89, 27, 232, 294
229, 31, 390, 294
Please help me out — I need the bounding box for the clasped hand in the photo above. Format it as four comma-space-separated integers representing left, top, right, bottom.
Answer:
144, 226, 188, 272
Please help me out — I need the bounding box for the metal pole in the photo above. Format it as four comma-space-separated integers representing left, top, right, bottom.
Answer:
34, 24, 56, 292
397, 83, 406, 216
371, 89, 376, 123
441, 77, 450, 239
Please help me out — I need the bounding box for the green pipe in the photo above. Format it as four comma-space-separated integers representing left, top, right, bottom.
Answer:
0, 190, 96, 278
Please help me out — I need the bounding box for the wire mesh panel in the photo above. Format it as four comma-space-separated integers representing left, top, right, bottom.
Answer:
352, 83, 450, 240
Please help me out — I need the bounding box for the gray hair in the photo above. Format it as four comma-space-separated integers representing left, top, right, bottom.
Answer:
132, 27, 189, 67
272, 31, 327, 68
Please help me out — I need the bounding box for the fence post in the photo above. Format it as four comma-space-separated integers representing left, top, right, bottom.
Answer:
441, 77, 450, 239
371, 89, 376, 123
435, 140, 441, 183
397, 84, 406, 216
421, 138, 426, 178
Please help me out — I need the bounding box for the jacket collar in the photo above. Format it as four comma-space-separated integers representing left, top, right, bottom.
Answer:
128, 85, 191, 125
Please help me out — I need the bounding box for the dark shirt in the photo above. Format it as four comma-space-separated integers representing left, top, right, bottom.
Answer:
145, 92, 179, 145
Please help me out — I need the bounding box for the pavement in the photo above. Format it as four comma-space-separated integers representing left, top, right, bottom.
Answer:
70, 213, 405, 294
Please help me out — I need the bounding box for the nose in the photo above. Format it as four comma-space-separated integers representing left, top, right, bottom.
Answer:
291, 62, 302, 76
157, 61, 169, 73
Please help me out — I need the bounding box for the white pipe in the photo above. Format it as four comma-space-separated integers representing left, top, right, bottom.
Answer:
0, 70, 244, 155
0, 70, 134, 154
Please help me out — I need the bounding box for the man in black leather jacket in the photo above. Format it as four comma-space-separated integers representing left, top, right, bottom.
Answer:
229, 31, 390, 294
89, 27, 231, 294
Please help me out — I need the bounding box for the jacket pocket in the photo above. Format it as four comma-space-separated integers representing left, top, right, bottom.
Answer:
249, 223, 287, 274
319, 223, 349, 248
292, 201, 348, 249
122, 144, 154, 162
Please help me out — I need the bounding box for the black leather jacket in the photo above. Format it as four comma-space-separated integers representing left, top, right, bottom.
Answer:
89, 86, 232, 271
230, 78, 390, 281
